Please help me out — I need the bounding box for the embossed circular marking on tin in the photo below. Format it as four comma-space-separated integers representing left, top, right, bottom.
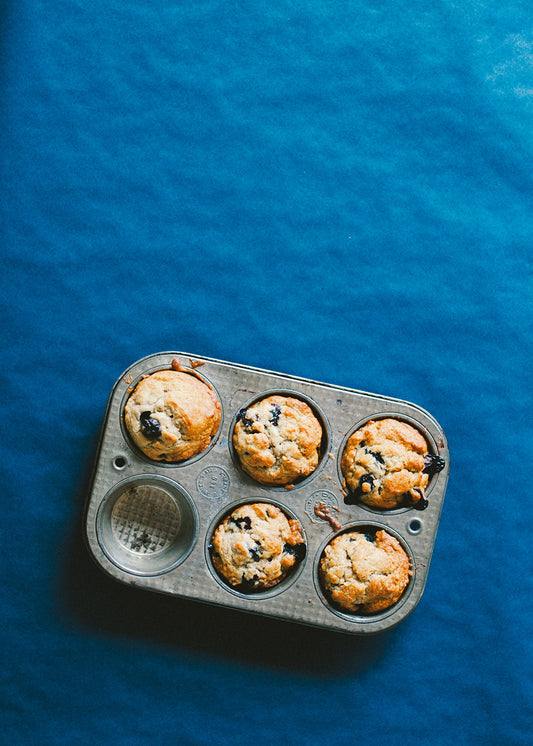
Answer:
111, 484, 180, 554
196, 465, 230, 500
305, 490, 340, 523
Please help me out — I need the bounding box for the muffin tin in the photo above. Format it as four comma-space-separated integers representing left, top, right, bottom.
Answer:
84, 352, 449, 634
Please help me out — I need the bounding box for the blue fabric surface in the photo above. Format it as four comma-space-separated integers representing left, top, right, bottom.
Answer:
2, 1, 532, 744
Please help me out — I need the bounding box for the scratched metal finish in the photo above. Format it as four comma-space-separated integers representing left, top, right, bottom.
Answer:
84, 352, 449, 634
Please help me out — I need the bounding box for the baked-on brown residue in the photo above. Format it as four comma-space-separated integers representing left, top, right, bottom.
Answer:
314, 502, 342, 530
171, 357, 185, 371
171, 357, 210, 384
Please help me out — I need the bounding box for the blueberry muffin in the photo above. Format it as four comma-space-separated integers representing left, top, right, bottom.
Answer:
210, 503, 306, 591
341, 418, 444, 510
124, 369, 221, 461
233, 395, 323, 486
319, 529, 411, 614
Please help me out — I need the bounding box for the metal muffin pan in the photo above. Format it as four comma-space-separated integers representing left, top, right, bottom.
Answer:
84, 351, 449, 634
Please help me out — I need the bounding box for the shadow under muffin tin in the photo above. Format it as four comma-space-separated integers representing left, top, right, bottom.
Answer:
84, 352, 449, 635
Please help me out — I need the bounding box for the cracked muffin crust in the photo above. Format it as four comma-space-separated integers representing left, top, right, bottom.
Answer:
232, 395, 323, 486
341, 418, 442, 510
210, 502, 306, 591
124, 369, 221, 461
319, 529, 411, 614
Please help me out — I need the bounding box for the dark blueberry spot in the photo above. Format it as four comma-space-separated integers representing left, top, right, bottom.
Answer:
283, 542, 306, 561
364, 532, 376, 543
231, 515, 252, 530
249, 545, 262, 561
140, 411, 161, 439
360, 474, 374, 488
423, 454, 446, 476
269, 404, 281, 425
236, 408, 255, 432
345, 474, 375, 503
365, 448, 384, 464
401, 487, 428, 510
239, 574, 260, 591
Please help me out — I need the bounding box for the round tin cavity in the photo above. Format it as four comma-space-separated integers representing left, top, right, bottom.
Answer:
206, 499, 307, 598
314, 522, 414, 622
229, 388, 331, 490
97, 475, 198, 576
110, 486, 179, 554
338, 413, 444, 514
119, 364, 223, 467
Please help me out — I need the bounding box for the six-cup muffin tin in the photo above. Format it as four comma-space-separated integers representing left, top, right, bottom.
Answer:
84, 352, 449, 634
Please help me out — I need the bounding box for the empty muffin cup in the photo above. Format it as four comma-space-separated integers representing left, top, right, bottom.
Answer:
96, 475, 198, 576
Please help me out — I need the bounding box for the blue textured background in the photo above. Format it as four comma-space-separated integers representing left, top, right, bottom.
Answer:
2, 1, 532, 744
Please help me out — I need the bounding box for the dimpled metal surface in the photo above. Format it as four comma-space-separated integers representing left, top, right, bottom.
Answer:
84, 352, 449, 634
